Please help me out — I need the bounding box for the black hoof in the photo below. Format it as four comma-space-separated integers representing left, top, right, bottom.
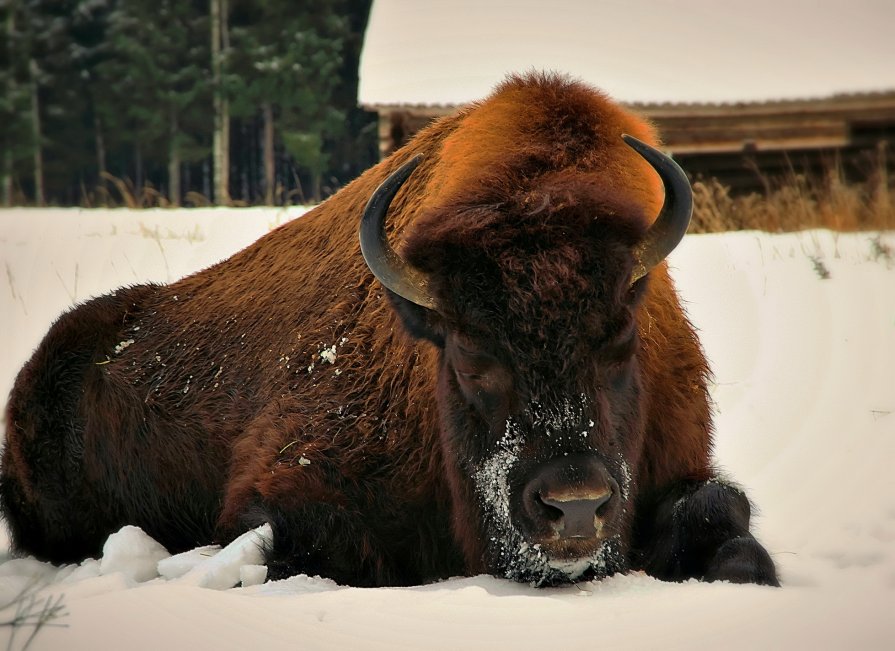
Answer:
705, 535, 780, 587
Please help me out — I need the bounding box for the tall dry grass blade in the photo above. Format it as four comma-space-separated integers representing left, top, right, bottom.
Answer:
100, 172, 139, 209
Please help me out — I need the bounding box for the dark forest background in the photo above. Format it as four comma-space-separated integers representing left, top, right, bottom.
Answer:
1, 0, 377, 207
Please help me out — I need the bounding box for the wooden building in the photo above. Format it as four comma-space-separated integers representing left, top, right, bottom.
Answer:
359, 1, 895, 193
366, 93, 895, 193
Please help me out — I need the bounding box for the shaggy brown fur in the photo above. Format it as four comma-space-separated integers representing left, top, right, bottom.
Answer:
1, 72, 776, 587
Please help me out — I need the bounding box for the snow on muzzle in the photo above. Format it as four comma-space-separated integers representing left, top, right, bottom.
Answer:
473, 411, 630, 584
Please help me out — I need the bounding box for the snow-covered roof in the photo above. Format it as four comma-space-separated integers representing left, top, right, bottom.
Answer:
359, 0, 895, 107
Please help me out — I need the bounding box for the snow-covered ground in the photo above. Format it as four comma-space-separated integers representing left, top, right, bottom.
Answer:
1, 208, 893, 650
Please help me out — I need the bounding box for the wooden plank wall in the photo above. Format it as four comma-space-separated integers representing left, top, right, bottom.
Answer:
372, 93, 895, 194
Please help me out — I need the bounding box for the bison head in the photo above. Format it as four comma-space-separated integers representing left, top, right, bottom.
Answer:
359, 134, 692, 586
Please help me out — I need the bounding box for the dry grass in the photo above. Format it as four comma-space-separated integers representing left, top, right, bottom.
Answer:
92, 173, 171, 209
85, 173, 217, 209
690, 166, 894, 233
83, 175, 254, 209
70, 165, 895, 235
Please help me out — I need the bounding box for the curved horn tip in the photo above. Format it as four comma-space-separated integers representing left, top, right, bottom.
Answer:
620, 133, 668, 160
619, 133, 693, 284
359, 153, 437, 310
388, 154, 425, 183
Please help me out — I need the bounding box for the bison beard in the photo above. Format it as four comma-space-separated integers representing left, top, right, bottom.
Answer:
0, 72, 778, 588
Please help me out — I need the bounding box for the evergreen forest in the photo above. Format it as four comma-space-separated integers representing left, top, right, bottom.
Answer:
1, 0, 377, 207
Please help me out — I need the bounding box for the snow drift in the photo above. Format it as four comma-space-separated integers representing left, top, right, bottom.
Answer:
1, 208, 893, 650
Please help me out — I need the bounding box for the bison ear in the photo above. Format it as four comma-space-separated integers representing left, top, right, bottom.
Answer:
388, 292, 446, 348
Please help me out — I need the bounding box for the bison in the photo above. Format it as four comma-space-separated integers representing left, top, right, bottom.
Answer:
1, 73, 778, 588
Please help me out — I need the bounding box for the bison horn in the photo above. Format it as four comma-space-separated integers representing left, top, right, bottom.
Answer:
359, 154, 438, 310
621, 134, 693, 283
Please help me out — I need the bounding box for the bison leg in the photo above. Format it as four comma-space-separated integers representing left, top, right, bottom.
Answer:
217, 405, 443, 587
633, 479, 779, 586
220, 471, 431, 587
249, 500, 391, 586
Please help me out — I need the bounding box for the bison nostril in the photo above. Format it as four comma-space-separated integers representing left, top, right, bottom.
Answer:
540, 492, 612, 538
539, 499, 564, 523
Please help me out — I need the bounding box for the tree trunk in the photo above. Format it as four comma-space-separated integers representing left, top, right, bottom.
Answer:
168, 111, 181, 206
135, 142, 143, 194
2, 147, 11, 207
29, 58, 44, 206
221, 0, 230, 201
3, 9, 15, 206
311, 171, 321, 204
168, 152, 181, 207
262, 102, 275, 205
94, 105, 107, 205
94, 110, 107, 180
211, 0, 230, 205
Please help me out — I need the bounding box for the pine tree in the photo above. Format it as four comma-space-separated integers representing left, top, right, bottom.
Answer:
228, 0, 351, 204
1, 0, 377, 206
0, 1, 32, 204
95, 0, 209, 205
0, 0, 53, 205
32, 1, 118, 203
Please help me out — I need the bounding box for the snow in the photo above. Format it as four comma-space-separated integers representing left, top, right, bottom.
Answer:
319, 345, 337, 364
359, 0, 895, 106
172, 525, 271, 590
98, 526, 169, 584
112, 339, 135, 354
1, 208, 894, 649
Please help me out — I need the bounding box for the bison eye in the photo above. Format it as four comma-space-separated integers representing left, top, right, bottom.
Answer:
446, 334, 512, 394
605, 360, 634, 393
454, 366, 511, 424
454, 364, 494, 388
445, 336, 514, 416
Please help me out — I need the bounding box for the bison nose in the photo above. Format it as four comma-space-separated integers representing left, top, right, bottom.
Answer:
539, 492, 612, 538
522, 455, 618, 540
